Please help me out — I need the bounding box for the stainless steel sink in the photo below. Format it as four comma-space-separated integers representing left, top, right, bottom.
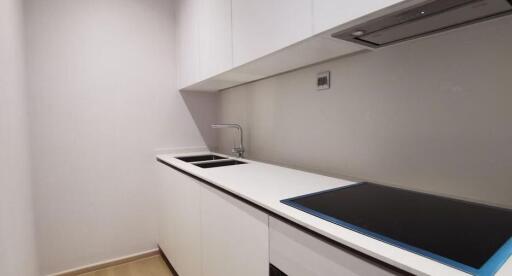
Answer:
176, 154, 226, 163
175, 154, 246, 168
193, 160, 246, 168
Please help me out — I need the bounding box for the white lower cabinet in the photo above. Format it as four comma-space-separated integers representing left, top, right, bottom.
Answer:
158, 161, 268, 276
269, 217, 400, 276
200, 184, 269, 276
157, 162, 202, 276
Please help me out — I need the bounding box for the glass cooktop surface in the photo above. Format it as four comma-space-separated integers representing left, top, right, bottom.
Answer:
281, 182, 512, 275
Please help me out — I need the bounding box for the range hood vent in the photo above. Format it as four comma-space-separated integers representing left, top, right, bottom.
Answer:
332, 0, 512, 48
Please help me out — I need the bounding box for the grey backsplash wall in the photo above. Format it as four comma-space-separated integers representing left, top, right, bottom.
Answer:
216, 15, 512, 208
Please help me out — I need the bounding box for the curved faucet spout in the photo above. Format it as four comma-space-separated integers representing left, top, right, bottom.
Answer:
211, 124, 244, 158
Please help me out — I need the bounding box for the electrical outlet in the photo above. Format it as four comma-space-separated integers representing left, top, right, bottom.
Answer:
317, 71, 330, 90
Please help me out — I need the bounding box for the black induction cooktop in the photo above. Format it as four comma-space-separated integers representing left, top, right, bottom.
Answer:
281, 182, 512, 275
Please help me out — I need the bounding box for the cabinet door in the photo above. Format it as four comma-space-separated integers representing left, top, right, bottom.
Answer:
313, 0, 404, 34
232, 0, 312, 67
200, 184, 269, 276
198, 0, 232, 80
176, 0, 201, 88
269, 217, 400, 276
157, 162, 201, 276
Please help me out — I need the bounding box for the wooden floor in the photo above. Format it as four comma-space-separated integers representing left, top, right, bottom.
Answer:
78, 255, 174, 276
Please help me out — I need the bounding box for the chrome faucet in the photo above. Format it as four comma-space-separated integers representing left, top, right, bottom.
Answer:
211, 124, 244, 158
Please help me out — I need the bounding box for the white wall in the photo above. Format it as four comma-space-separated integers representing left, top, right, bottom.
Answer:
0, 0, 39, 275
24, 0, 209, 274
218, 16, 512, 208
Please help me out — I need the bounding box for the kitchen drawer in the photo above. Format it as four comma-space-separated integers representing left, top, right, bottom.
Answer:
269, 217, 402, 276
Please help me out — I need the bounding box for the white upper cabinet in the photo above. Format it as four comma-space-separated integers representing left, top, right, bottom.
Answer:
312, 0, 405, 34
198, 0, 233, 80
176, 0, 201, 88
177, 0, 232, 89
232, 0, 313, 67
177, 0, 416, 91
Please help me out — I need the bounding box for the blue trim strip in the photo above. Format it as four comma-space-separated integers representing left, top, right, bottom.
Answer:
281, 184, 511, 276
478, 238, 512, 276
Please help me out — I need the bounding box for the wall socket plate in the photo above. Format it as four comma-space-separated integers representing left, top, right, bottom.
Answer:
317, 71, 330, 90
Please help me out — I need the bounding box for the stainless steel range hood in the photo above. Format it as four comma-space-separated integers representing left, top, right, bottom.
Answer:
332, 0, 512, 48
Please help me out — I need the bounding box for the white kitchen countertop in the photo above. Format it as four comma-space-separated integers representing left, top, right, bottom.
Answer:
156, 151, 511, 276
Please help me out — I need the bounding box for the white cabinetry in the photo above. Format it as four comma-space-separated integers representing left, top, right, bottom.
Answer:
177, 0, 232, 89
177, 0, 418, 91
158, 161, 269, 276
200, 184, 269, 276
198, 0, 232, 80
176, 0, 201, 88
269, 217, 399, 276
232, 0, 312, 67
312, 0, 406, 33
157, 162, 201, 276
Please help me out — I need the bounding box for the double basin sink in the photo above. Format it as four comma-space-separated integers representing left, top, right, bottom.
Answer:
175, 154, 246, 168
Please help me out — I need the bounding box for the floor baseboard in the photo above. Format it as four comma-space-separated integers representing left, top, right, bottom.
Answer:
50, 249, 160, 276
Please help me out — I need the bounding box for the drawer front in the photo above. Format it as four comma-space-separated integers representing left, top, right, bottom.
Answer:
269, 217, 402, 276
